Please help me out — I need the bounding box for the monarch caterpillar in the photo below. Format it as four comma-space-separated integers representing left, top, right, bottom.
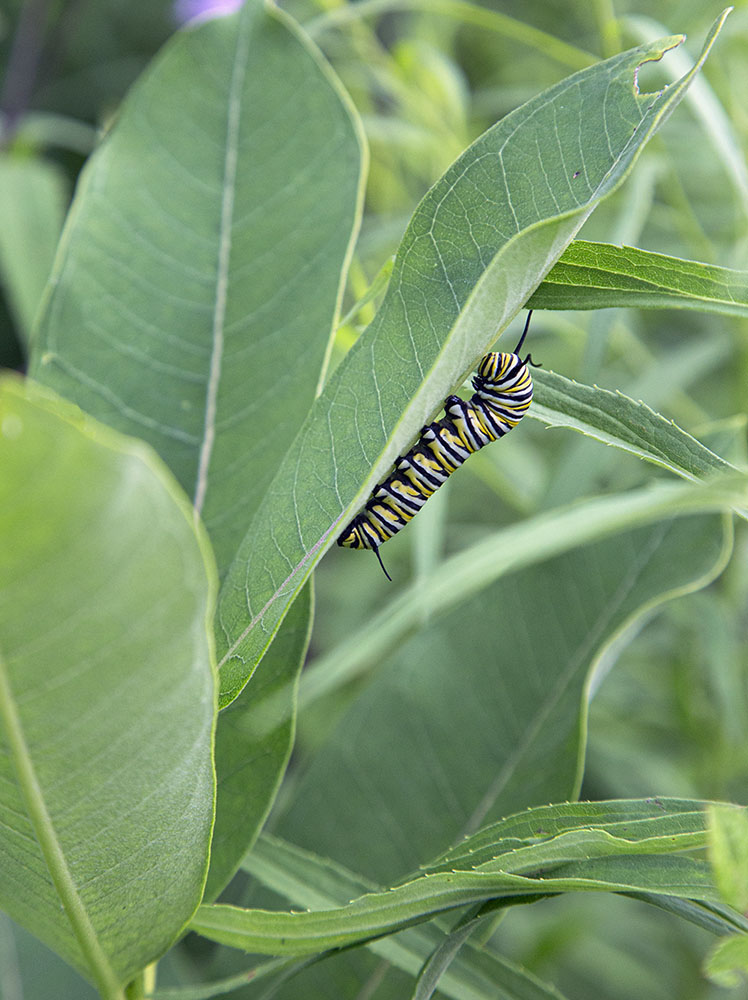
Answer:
337, 312, 537, 579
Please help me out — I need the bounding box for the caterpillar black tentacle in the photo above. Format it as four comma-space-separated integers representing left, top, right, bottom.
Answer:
337, 312, 535, 577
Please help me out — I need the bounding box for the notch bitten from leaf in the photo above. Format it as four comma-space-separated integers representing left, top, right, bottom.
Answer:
633, 35, 685, 96
633, 6, 733, 99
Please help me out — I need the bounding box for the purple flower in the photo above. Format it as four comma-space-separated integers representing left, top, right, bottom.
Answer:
173, 0, 243, 25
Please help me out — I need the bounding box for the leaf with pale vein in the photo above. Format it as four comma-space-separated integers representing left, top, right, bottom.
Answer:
31, 1, 365, 579
216, 13, 731, 707
530, 240, 748, 314
0, 378, 216, 989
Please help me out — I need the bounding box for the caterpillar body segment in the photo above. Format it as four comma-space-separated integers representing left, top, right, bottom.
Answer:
337, 312, 536, 578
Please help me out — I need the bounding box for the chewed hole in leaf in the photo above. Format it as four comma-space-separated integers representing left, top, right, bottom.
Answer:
633, 36, 685, 95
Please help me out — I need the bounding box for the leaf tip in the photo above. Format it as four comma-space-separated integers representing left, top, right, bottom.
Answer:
633, 7, 731, 98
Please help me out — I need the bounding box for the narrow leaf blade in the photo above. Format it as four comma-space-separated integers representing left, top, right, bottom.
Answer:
529, 240, 748, 315
193, 798, 739, 958
241, 835, 570, 1000
529, 368, 738, 483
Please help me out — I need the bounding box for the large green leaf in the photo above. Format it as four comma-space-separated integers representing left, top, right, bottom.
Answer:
529, 241, 748, 314
30, 1, 365, 579
0, 379, 216, 994
215, 13, 730, 706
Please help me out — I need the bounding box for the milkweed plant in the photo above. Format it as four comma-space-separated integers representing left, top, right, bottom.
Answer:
1, 2, 747, 998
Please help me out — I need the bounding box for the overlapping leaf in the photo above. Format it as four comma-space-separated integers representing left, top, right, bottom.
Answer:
215, 13, 730, 706
27, 2, 365, 920
30, 1, 365, 579
0, 379, 216, 992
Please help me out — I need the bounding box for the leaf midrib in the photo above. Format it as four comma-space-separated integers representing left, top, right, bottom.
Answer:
193, 9, 251, 516
0, 647, 125, 999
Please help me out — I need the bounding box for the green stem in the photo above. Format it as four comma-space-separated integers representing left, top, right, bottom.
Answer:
306, 0, 596, 71
0, 647, 126, 1000
125, 964, 156, 999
